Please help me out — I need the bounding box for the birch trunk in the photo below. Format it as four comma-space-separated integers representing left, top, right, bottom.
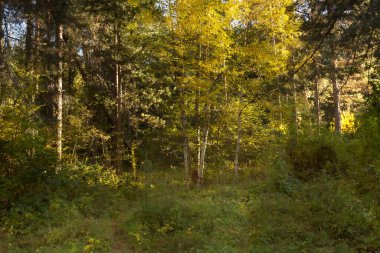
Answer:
114, 23, 123, 171
197, 104, 210, 188
56, 22, 64, 163
196, 89, 201, 181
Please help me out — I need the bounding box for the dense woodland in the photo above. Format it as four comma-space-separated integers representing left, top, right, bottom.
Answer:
0, 0, 380, 252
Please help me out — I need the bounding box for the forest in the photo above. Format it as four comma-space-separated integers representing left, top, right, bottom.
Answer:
0, 0, 379, 252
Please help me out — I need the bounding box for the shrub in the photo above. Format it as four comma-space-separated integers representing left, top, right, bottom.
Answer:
0, 100, 57, 211
286, 133, 350, 180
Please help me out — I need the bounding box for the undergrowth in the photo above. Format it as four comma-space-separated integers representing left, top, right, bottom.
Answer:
1, 128, 379, 252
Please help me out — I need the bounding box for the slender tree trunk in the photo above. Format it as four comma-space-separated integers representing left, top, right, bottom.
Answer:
26, 0, 35, 102
278, 92, 282, 122
196, 45, 202, 181
196, 89, 201, 181
42, 7, 55, 122
290, 75, 298, 147
114, 23, 123, 171
131, 142, 137, 179
224, 58, 228, 102
314, 63, 321, 135
56, 22, 64, 163
234, 94, 242, 179
25, 1, 33, 69
330, 47, 342, 134
197, 104, 210, 188
0, 0, 4, 103
180, 90, 190, 185
34, 18, 40, 67
0, 0, 4, 69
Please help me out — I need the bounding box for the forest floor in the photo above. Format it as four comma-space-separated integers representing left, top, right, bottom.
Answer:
1, 168, 379, 253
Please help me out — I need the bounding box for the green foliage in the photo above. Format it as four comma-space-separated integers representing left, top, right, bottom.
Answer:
248, 174, 379, 252
0, 99, 56, 210
1, 0, 380, 252
286, 132, 352, 180
0, 162, 137, 252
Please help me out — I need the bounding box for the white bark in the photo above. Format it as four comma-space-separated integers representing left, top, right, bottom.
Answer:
197, 104, 210, 188
56, 23, 64, 163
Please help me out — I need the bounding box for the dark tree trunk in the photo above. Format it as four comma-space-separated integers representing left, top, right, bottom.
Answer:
314, 62, 321, 135
25, 0, 34, 69
0, 0, 4, 68
330, 46, 342, 134
180, 90, 190, 185
0, 0, 4, 103
234, 92, 242, 179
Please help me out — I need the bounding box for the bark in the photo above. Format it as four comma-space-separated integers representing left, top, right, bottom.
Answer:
314, 63, 321, 135
25, 0, 33, 69
278, 92, 282, 122
56, 22, 64, 163
44, 10, 55, 122
34, 18, 40, 68
0, 0, 4, 103
234, 95, 242, 179
196, 45, 202, 180
114, 23, 123, 171
290, 75, 298, 147
180, 91, 190, 185
0, 0, 4, 68
223, 58, 228, 102
197, 104, 210, 188
330, 47, 342, 134
195, 89, 201, 181
131, 142, 137, 179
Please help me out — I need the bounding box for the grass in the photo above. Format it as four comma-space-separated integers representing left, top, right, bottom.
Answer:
0, 166, 379, 252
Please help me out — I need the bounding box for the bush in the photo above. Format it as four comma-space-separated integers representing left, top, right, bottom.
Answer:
0, 100, 57, 211
286, 133, 350, 180
248, 174, 379, 252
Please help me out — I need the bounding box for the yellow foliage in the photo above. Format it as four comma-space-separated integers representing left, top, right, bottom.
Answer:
341, 112, 357, 134
329, 112, 357, 134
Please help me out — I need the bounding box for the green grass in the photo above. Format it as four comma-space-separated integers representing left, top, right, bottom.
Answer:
1, 167, 379, 253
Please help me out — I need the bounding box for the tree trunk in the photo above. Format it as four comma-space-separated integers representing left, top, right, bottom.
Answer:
224, 58, 228, 102
278, 92, 282, 122
56, 22, 64, 163
314, 63, 321, 135
180, 90, 190, 185
0, 0, 4, 103
25, 0, 33, 69
114, 23, 123, 171
234, 92, 243, 179
131, 142, 137, 179
290, 75, 298, 147
195, 89, 201, 182
330, 47, 342, 134
197, 104, 210, 188
0, 0, 4, 68
34, 18, 40, 68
